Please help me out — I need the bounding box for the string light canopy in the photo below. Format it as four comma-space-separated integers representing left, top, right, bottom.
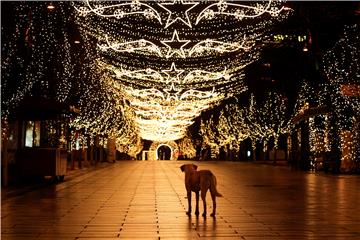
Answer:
72, 0, 291, 142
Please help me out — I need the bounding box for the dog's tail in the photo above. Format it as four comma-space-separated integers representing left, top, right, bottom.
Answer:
210, 174, 223, 197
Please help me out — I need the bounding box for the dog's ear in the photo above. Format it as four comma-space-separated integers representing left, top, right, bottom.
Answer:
180, 165, 185, 172
193, 164, 198, 170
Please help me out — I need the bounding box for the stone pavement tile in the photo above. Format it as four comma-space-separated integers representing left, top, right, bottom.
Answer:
0, 225, 48, 235
77, 230, 119, 238
232, 223, 272, 231
158, 217, 190, 224
88, 218, 124, 225
343, 224, 360, 232
82, 224, 120, 230
159, 232, 199, 239
1, 234, 41, 240
42, 227, 83, 236
56, 216, 93, 224
218, 216, 262, 224
161, 238, 199, 240
117, 238, 160, 240
276, 234, 360, 240
76, 239, 133, 240
241, 237, 291, 240
125, 216, 156, 224
38, 233, 81, 239
237, 229, 279, 236
158, 222, 193, 230
198, 234, 241, 239
198, 238, 241, 240
158, 213, 188, 218
37, 238, 76, 240
118, 231, 159, 238
121, 223, 158, 231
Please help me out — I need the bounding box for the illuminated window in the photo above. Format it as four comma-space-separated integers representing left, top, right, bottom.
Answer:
24, 121, 40, 147
25, 121, 34, 147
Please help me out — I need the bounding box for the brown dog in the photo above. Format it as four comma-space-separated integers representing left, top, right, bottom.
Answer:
180, 164, 222, 217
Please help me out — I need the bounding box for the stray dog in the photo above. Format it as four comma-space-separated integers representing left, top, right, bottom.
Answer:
180, 164, 222, 217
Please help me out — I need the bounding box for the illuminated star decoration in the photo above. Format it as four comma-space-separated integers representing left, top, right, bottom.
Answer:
161, 30, 190, 58
159, 0, 199, 29
161, 62, 184, 84
164, 83, 182, 101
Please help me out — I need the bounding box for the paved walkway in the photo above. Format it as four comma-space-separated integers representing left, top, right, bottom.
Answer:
1, 161, 360, 239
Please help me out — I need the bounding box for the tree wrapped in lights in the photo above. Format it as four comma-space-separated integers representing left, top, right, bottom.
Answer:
1, 2, 75, 117
68, 36, 133, 148
200, 91, 289, 160
0, 2, 139, 153
70, 74, 126, 138
322, 24, 359, 119
321, 24, 360, 166
292, 80, 316, 117
245, 93, 289, 150
113, 105, 143, 157
289, 24, 360, 171
217, 104, 251, 151
322, 24, 359, 85
217, 109, 235, 149
200, 116, 220, 157
177, 131, 196, 159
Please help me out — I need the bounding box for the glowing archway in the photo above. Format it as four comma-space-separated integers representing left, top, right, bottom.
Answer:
149, 141, 179, 160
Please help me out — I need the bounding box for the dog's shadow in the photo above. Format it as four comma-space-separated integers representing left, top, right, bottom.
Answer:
188, 215, 217, 233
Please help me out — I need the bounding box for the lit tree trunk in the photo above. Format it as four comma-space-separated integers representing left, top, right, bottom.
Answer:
252, 139, 256, 162
1, 130, 9, 186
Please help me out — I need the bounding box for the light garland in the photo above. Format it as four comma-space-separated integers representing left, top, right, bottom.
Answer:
188, 37, 253, 57
98, 36, 163, 57
98, 32, 255, 59
195, 0, 287, 25
106, 61, 232, 87
1, 1, 291, 151
73, 0, 162, 23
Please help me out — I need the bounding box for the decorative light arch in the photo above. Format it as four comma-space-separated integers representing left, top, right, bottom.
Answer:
71, 0, 291, 145
148, 141, 179, 160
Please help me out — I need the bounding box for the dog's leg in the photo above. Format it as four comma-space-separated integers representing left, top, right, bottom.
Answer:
195, 191, 199, 216
210, 193, 216, 217
201, 189, 208, 217
186, 191, 191, 216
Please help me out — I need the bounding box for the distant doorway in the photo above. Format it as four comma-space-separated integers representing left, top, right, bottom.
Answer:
157, 145, 171, 160
148, 141, 179, 160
